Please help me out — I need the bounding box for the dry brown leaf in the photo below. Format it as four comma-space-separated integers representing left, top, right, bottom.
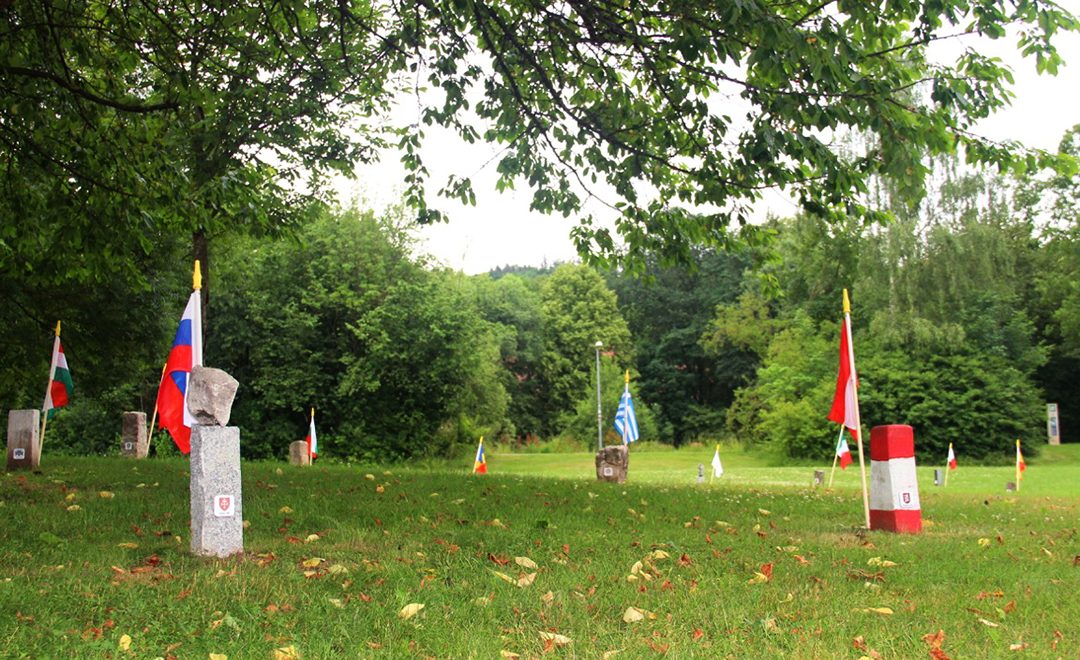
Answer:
516, 572, 537, 588
118, 634, 132, 651
99, 491, 115, 499
540, 591, 555, 605
398, 603, 424, 620
272, 645, 300, 660
209, 654, 227, 660
304, 534, 320, 544
117, 543, 139, 549
538, 631, 571, 646
499, 651, 520, 659
622, 606, 656, 623
977, 618, 1000, 628
491, 570, 515, 585
514, 556, 538, 569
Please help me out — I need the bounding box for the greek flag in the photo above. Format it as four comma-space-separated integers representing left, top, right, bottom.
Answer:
614, 386, 639, 444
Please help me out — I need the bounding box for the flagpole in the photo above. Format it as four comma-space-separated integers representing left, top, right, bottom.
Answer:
622, 370, 630, 446
827, 425, 843, 488
39, 320, 62, 448
1015, 439, 1021, 493
943, 443, 951, 487
844, 290, 872, 529
146, 363, 166, 451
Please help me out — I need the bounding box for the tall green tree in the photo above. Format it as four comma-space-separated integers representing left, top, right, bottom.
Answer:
537, 264, 631, 436
211, 207, 507, 460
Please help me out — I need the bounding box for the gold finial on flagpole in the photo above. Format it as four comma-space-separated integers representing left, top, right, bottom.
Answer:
311, 407, 315, 420
842, 288, 851, 314
193, 260, 202, 291
55, 320, 61, 336
624, 369, 630, 384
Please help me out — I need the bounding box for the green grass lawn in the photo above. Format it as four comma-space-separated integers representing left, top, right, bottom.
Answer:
1, 446, 1077, 658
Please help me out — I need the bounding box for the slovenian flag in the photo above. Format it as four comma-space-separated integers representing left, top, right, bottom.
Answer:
614, 373, 640, 444
156, 288, 202, 454
306, 408, 318, 459
42, 322, 73, 419
835, 429, 852, 469
473, 436, 487, 474
947, 443, 957, 470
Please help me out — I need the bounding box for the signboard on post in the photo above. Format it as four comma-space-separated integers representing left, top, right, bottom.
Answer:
1047, 403, 1061, 445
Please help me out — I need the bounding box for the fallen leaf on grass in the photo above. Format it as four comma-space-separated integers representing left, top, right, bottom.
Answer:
514, 556, 538, 569
301, 557, 324, 568
328, 564, 348, 575
517, 572, 537, 587
978, 538, 991, 548
99, 491, 115, 499
304, 534, 320, 544
209, 654, 227, 660
1009, 641, 1028, 651
66, 505, 81, 512
692, 628, 704, 641
866, 557, 898, 567
278, 506, 293, 514
978, 618, 1000, 627
118, 634, 131, 651
398, 603, 424, 620
500, 652, 520, 659
622, 606, 656, 623
328, 598, 345, 608
273, 646, 300, 659
117, 543, 139, 549
856, 607, 893, 615
538, 631, 571, 646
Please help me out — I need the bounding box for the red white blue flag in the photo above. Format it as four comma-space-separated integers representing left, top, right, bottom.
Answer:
306, 408, 318, 459
156, 290, 202, 454
473, 436, 487, 474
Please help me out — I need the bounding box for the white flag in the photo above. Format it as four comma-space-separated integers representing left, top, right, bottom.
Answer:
711, 446, 723, 477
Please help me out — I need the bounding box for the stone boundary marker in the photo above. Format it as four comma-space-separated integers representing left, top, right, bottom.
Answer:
868, 424, 922, 533
595, 445, 628, 483
289, 440, 310, 466
121, 411, 148, 458
189, 425, 243, 557
6, 410, 41, 471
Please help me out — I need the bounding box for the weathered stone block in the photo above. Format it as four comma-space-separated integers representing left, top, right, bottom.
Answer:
187, 367, 239, 426
7, 410, 41, 471
121, 411, 148, 458
595, 445, 629, 483
189, 425, 243, 557
289, 440, 310, 466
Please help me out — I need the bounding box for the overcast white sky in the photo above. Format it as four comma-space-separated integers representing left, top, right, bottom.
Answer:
335, 28, 1080, 275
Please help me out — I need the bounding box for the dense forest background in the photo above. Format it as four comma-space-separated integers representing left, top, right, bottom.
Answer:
3, 129, 1078, 465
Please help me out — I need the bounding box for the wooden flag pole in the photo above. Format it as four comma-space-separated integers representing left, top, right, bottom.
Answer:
1015, 439, 1021, 493
827, 426, 844, 488
39, 320, 62, 448
943, 443, 951, 488
146, 363, 166, 451
843, 290, 872, 529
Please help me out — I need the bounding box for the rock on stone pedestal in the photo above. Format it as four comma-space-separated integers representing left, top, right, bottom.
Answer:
7, 410, 41, 471
121, 411, 149, 458
190, 425, 243, 557
187, 367, 239, 426
289, 440, 310, 466
595, 445, 629, 483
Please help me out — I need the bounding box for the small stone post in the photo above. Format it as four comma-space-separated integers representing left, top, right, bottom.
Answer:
121, 411, 148, 458
813, 470, 825, 486
6, 410, 41, 471
933, 468, 943, 486
696, 464, 705, 484
187, 367, 243, 557
595, 445, 629, 483
289, 441, 310, 466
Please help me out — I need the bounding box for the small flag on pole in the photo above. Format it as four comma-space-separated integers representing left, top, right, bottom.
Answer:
711, 445, 723, 478
828, 308, 859, 440
156, 261, 203, 455
473, 436, 487, 474
306, 408, 318, 460
42, 321, 73, 420
614, 371, 639, 444
1016, 439, 1026, 475
835, 431, 853, 470
947, 443, 957, 471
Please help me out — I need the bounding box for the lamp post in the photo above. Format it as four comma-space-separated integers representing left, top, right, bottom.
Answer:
595, 340, 603, 451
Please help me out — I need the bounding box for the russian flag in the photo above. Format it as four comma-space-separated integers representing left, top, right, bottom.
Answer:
156, 290, 202, 454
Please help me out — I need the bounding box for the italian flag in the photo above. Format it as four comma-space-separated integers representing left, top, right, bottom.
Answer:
43, 323, 73, 419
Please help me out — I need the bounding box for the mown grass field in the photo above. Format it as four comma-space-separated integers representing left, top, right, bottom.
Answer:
1, 445, 1077, 658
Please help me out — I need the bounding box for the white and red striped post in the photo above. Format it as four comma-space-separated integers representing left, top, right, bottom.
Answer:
869, 425, 922, 533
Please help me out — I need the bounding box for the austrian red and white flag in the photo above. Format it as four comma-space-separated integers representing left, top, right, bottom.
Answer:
827, 292, 859, 439
835, 431, 853, 470
947, 444, 957, 470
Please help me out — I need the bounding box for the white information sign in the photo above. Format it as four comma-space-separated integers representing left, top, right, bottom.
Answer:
213, 494, 236, 517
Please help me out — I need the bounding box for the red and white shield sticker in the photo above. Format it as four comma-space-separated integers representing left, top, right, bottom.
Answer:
213, 494, 235, 517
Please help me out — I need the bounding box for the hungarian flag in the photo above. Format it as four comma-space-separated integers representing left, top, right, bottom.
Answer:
614, 373, 640, 444
42, 322, 73, 419
156, 288, 202, 454
473, 436, 487, 474
711, 445, 724, 477
306, 408, 318, 459
947, 443, 957, 470
835, 430, 853, 470
827, 290, 859, 438
1016, 439, 1026, 474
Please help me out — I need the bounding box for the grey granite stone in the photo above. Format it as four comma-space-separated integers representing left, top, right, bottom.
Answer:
189, 425, 243, 557
289, 440, 310, 466
187, 367, 239, 426
7, 409, 41, 471
595, 445, 629, 483
121, 411, 148, 458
